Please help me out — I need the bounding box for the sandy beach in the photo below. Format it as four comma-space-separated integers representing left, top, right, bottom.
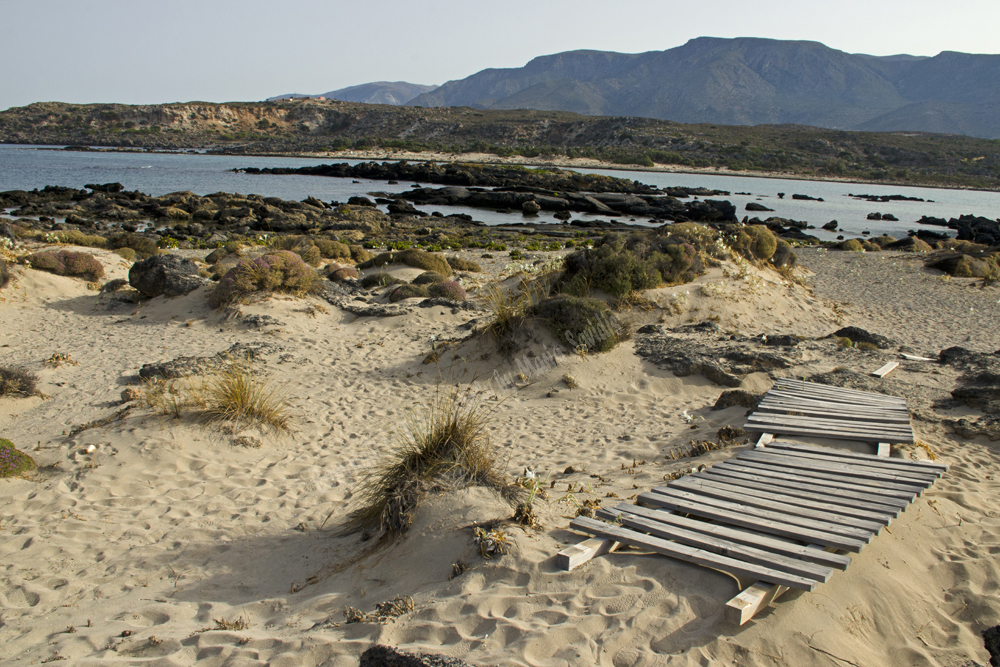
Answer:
1, 236, 998, 666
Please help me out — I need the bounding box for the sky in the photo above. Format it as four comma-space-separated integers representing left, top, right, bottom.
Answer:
2, 0, 999, 111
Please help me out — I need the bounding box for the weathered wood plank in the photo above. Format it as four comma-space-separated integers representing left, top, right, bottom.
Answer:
755, 432, 773, 449
700, 468, 907, 514
774, 379, 908, 404
646, 488, 877, 541
595, 508, 835, 582
759, 394, 909, 415
725, 582, 789, 625
756, 403, 912, 423
877, 442, 891, 458
600, 504, 852, 569
637, 492, 868, 552
717, 461, 921, 499
675, 476, 895, 525
745, 413, 913, 436
901, 353, 936, 362
764, 441, 947, 471
743, 421, 914, 444
556, 537, 619, 571
766, 387, 906, 407
738, 451, 934, 487
751, 447, 940, 481
872, 361, 900, 378
570, 516, 820, 590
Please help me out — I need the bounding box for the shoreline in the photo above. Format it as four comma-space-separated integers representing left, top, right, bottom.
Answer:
16, 143, 1000, 194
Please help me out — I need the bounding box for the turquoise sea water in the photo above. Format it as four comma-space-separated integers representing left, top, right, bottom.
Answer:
1, 144, 998, 240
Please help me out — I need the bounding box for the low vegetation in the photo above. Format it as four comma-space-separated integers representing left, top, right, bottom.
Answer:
536, 295, 629, 353
0, 258, 10, 289
344, 386, 520, 536
389, 284, 429, 302
359, 272, 403, 289
446, 256, 482, 272
209, 250, 319, 307
0, 366, 38, 397
107, 232, 158, 259
200, 357, 294, 435
427, 281, 467, 301
360, 249, 452, 276
24, 249, 104, 281
0, 438, 36, 478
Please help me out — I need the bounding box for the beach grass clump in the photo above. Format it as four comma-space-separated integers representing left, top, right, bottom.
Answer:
327, 266, 360, 282
200, 356, 294, 435
389, 284, 430, 302
447, 256, 482, 272
208, 250, 319, 308
412, 271, 448, 285
25, 249, 105, 281
361, 249, 452, 276
427, 281, 467, 301
483, 282, 534, 354
359, 272, 404, 289
344, 386, 519, 535
536, 295, 629, 353
0, 439, 36, 478
836, 238, 866, 252
0, 258, 10, 289
0, 366, 38, 397
49, 230, 107, 248
108, 232, 158, 260
350, 245, 373, 263
562, 232, 701, 298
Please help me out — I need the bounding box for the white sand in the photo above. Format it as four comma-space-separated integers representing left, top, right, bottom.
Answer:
1, 245, 998, 666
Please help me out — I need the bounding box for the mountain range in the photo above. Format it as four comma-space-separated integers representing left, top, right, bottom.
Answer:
268, 81, 436, 106
287, 38, 1000, 139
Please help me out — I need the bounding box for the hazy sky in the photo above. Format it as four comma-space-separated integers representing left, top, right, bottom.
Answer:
2, 0, 998, 110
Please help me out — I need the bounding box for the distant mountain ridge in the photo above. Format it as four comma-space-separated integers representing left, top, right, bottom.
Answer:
405, 37, 1000, 138
268, 81, 435, 106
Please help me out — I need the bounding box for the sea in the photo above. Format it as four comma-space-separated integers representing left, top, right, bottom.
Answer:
2, 143, 999, 241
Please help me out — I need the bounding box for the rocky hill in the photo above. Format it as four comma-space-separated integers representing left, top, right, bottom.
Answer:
2, 99, 999, 189
268, 81, 436, 105
407, 37, 1000, 139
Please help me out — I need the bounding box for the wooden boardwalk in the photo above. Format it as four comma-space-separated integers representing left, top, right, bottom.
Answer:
742, 378, 914, 444
560, 381, 947, 623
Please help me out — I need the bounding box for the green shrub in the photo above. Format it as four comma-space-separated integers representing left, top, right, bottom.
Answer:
157, 236, 180, 249
771, 239, 798, 268
108, 232, 158, 259
537, 295, 628, 353
928, 253, 1000, 278
729, 225, 777, 261
0, 366, 37, 397
209, 250, 319, 307
361, 249, 452, 276
0, 439, 36, 478
359, 272, 404, 289
447, 256, 482, 272
0, 258, 10, 289
350, 245, 373, 262
315, 239, 351, 259
389, 284, 429, 302
114, 247, 137, 261
413, 271, 448, 285
870, 235, 896, 248
427, 281, 467, 301
837, 239, 866, 252
328, 266, 360, 282
26, 250, 105, 280
563, 232, 702, 297
835, 336, 855, 348
50, 230, 107, 248
296, 244, 322, 266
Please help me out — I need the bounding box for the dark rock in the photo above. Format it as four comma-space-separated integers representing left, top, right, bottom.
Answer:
522, 200, 541, 215
0, 221, 15, 242
713, 390, 763, 410
348, 196, 377, 207
882, 213, 898, 221
128, 254, 205, 298
917, 215, 948, 227
304, 196, 327, 209
140, 355, 219, 380
359, 644, 479, 667
762, 334, 800, 347
85, 183, 124, 193
832, 326, 894, 349
822, 221, 839, 231
867, 212, 883, 220
554, 210, 572, 220
387, 200, 425, 216
745, 202, 774, 212
791, 194, 824, 202
777, 193, 785, 199
983, 624, 1000, 667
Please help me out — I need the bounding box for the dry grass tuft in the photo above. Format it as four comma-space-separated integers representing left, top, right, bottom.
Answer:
483, 282, 534, 354
0, 366, 38, 397
200, 357, 294, 435
344, 386, 520, 536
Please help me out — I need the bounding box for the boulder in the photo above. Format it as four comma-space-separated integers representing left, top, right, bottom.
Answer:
522, 200, 541, 215
745, 202, 774, 212
128, 254, 204, 298
882, 236, 932, 252
792, 194, 823, 202
822, 220, 838, 231
867, 212, 882, 220
348, 196, 377, 207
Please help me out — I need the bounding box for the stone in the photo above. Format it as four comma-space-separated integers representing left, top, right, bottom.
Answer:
982, 625, 1000, 666
128, 254, 205, 298
348, 196, 377, 207
832, 326, 893, 349
822, 220, 838, 230
745, 202, 774, 212
522, 200, 541, 215
359, 644, 478, 667
120, 386, 143, 403
712, 390, 763, 410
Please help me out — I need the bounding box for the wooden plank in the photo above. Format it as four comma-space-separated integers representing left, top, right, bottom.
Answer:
872, 361, 900, 378
637, 492, 868, 552
557, 537, 618, 571
766, 388, 906, 407
700, 468, 907, 514
738, 451, 934, 487
676, 476, 895, 525
646, 488, 877, 541
726, 582, 788, 625
746, 413, 913, 436
757, 403, 912, 424
750, 447, 940, 481
877, 443, 891, 458
759, 394, 909, 416
774, 379, 908, 403
600, 504, 852, 569
743, 421, 914, 444
768, 383, 906, 406
763, 441, 948, 471
755, 432, 773, 449
595, 508, 835, 582
902, 353, 935, 362
570, 516, 820, 591
717, 461, 920, 500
